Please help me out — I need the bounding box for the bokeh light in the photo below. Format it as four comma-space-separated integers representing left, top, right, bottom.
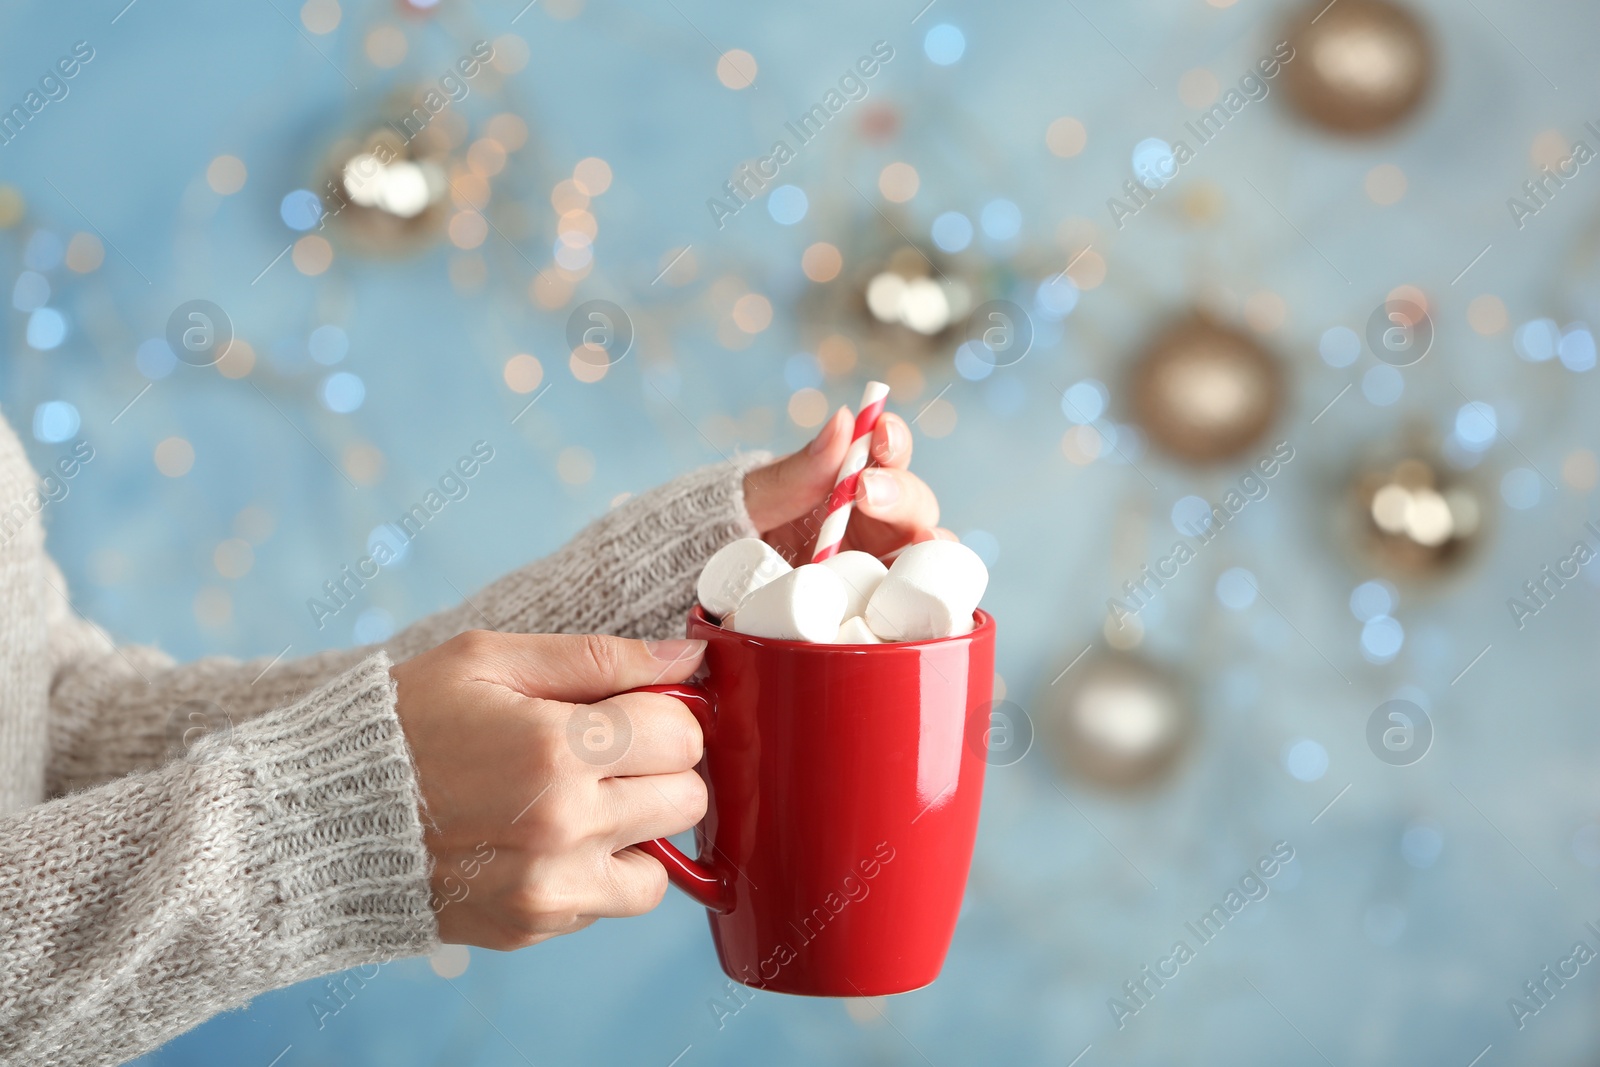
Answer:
980, 199, 1021, 240
1061, 379, 1108, 424
365, 25, 407, 67
320, 372, 366, 413
32, 401, 80, 443
931, 211, 973, 252
1349, 580, 1395, 621
1284, 739, 1329, 781
573, 157, 612, 196
1514, 318, 1559, 361
1215, 567, 1258, 610
878, 162, 920, 202
801, 242, 842, 282
1453, 402, 1496, 452
1319, 325, 1361, 367
300, 0, 340, 33
279, 190, 323, 231
137, 338, 176, 380
1046, 116, 1086, 157
924, 24, 966, 65
26, 308, 66, 350
206, 155, 247, 195
12, 271, 48, 311
1132, 138, 1176, 189
716, 49, 757, 89
155, 437, 195, 478
504, 354, 543, 393
64, 233, 103, 272
292, 235, 333, 275
1362, 365, 1404, 406
767, 185, 808, 225
308, 325, 348, 365
787, 388, 829, 428
1501, 468, 1540, 510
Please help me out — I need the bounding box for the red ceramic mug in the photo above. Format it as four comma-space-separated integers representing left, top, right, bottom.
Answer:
631, 605, 997, 997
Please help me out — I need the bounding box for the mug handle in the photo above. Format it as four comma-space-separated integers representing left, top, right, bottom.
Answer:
622, 683, 732, 914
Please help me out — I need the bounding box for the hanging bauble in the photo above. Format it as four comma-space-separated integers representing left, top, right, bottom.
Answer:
1280, 0, 1434, 136
859, 245, 973, 340
1127, 313, 1285, 465
1348, 447, 1486, 578
797, 232, 978, 365
321, 124, 451, 254
1040, 652, 1193, 791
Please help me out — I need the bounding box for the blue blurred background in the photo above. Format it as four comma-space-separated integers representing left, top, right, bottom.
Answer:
5, 0, 1600, 1063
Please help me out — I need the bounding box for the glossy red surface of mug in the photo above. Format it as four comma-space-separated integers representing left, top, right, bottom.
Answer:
633, 606, 997, 997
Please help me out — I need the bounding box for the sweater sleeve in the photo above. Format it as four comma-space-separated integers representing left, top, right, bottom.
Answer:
0, 652, 438, 1067
45, 453, 768, 796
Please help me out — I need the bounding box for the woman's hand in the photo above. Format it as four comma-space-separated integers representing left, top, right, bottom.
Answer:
391, 631, 708, 949
744, 407, 953, 563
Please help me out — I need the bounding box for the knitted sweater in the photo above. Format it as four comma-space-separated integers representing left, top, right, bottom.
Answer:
0, 410, 768, 1067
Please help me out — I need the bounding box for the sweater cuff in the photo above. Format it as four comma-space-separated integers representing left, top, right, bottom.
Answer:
224, 651, 437, 971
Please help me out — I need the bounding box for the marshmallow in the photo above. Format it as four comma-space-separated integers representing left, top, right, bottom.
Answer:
834, 615, 885, 644
727, 564, 848, 642
819, 550, 889, 619
864, 540, 988, 641
697, 538, 792, 619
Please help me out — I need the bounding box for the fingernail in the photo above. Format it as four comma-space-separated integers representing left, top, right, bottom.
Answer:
807, 408, 846, 455
863, 469, 899, 507
877, 417, 906, 462
646, 638, 706, 663
872, 426, 893, 463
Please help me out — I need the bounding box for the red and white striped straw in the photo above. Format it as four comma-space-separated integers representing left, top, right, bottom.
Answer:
811, 380, 890, 563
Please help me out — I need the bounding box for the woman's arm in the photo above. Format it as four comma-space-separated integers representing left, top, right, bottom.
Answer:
46, 454, 768, 796
46, 402, 947, 797
0, 654, 437, 1067
13, 409, 943, 1062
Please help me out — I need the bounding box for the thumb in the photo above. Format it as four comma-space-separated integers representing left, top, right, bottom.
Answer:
478, 632, 706, 704
743, 406, 851, 532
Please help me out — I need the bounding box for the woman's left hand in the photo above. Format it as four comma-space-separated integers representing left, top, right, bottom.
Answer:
743, 406, 954, 563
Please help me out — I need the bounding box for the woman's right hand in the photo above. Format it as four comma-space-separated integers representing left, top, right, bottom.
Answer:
389, 631, 708, 949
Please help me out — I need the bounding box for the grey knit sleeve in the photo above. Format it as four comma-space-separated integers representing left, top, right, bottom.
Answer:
45, 453, 768, 796
0, 652, 437, 1067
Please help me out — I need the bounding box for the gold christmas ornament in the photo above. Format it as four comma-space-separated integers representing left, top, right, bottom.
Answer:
1041, 652, 1192, 791
798, 235, 978, 364
858, 245, 973, 342
320, 126, 451, 253
1281, 0, 1434, 136
1128, 313, 1284, 464
1350, 450, 1485, 577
